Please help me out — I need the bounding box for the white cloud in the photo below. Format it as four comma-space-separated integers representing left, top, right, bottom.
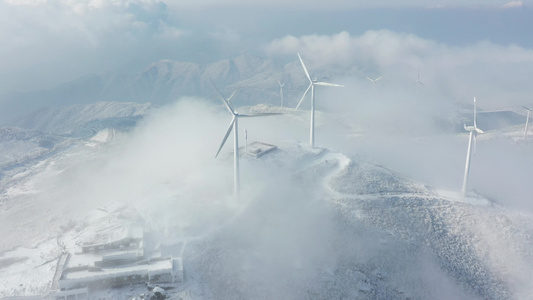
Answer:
0, 0, 183, 91
0, 0, 531, 104
266, 30, 533, 110
502, 1, 524, 8
165, 0, 532, 9
267, 30, 438, 68
4, 0, 46, 6
155, 20, 187, 40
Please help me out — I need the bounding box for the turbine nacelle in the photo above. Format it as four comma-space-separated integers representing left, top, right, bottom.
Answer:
464, 124, 484, 134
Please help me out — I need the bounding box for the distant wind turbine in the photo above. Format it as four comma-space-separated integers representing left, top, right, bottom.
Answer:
295, 53, 344, 148
278, 80, 285, 107
523, 106, 531, 140
211, 79, 280, 197
462, 97, 484, 196
416, 72, 424, 87
366, 76, 382, 89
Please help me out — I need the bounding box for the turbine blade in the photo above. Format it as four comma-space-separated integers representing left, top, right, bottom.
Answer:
366, 77, 373, 82
239, 113, 282, 118
227, 88, 240, 103
209, 78, 235, 115
297, 53, 312, 82
523, 106, 532, 111
473, 97, 478, 129
375, 76, 382, 82
315, 81, 344, 87
295, 83, 312, 110
215, 117, 235, 158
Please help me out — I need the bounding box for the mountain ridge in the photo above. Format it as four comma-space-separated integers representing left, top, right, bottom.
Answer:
0, 54, 316, 123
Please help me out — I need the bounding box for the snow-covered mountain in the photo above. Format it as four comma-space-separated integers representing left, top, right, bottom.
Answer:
0, 55, 321, 123
0, 102, 153, 194
1, 101, 533, 299
2, 54, 527, 137
10, 101, 152, 136
186, 148, 533, 300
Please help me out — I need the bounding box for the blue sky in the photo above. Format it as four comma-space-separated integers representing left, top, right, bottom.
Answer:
0, 0, 531, 101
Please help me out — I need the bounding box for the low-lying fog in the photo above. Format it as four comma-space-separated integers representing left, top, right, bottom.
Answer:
2, 87, 533, 298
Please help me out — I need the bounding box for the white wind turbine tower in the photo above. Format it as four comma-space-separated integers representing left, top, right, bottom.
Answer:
211, 79, 280, 197
278, 80, 285, 107
462, 97, 484, 196
295, 53, 344, 148
366, 76, 382, 89
523, 106, 531, 140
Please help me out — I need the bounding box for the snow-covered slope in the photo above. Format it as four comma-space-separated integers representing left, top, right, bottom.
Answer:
184, 147, 533, 300
2, 144, 532, 299
1, 101, 533, 299
10, 101, 152, 135
0, 101, 152, 174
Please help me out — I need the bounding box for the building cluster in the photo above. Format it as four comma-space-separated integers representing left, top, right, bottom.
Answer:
50, 220, 183, 299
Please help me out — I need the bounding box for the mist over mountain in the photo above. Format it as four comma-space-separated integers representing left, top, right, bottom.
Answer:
0, 101, 153, 187
0, 55, 315, 123
3, 45, 530, 137
1, 14, 533, 297
1, 99, 532, 299
10, 101, 152, 135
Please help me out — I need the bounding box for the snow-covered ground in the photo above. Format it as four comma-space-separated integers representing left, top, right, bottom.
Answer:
1, 101, 533, 299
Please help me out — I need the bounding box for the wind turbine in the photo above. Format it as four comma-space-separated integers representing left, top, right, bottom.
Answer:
295, 53, 344, 148
278, 80, 285, 107
366, 76, 382, 89
462, 97, 484, 196
211, 79, 280, 197
523, 106, 531, 140
416, 72, 424, 87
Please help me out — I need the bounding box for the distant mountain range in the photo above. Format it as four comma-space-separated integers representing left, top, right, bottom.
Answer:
1, 55, 341, 123
10, 101, 152, 135
1, 54, 528, 134
0, 78, 532, 299
0, 102, 153, 173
